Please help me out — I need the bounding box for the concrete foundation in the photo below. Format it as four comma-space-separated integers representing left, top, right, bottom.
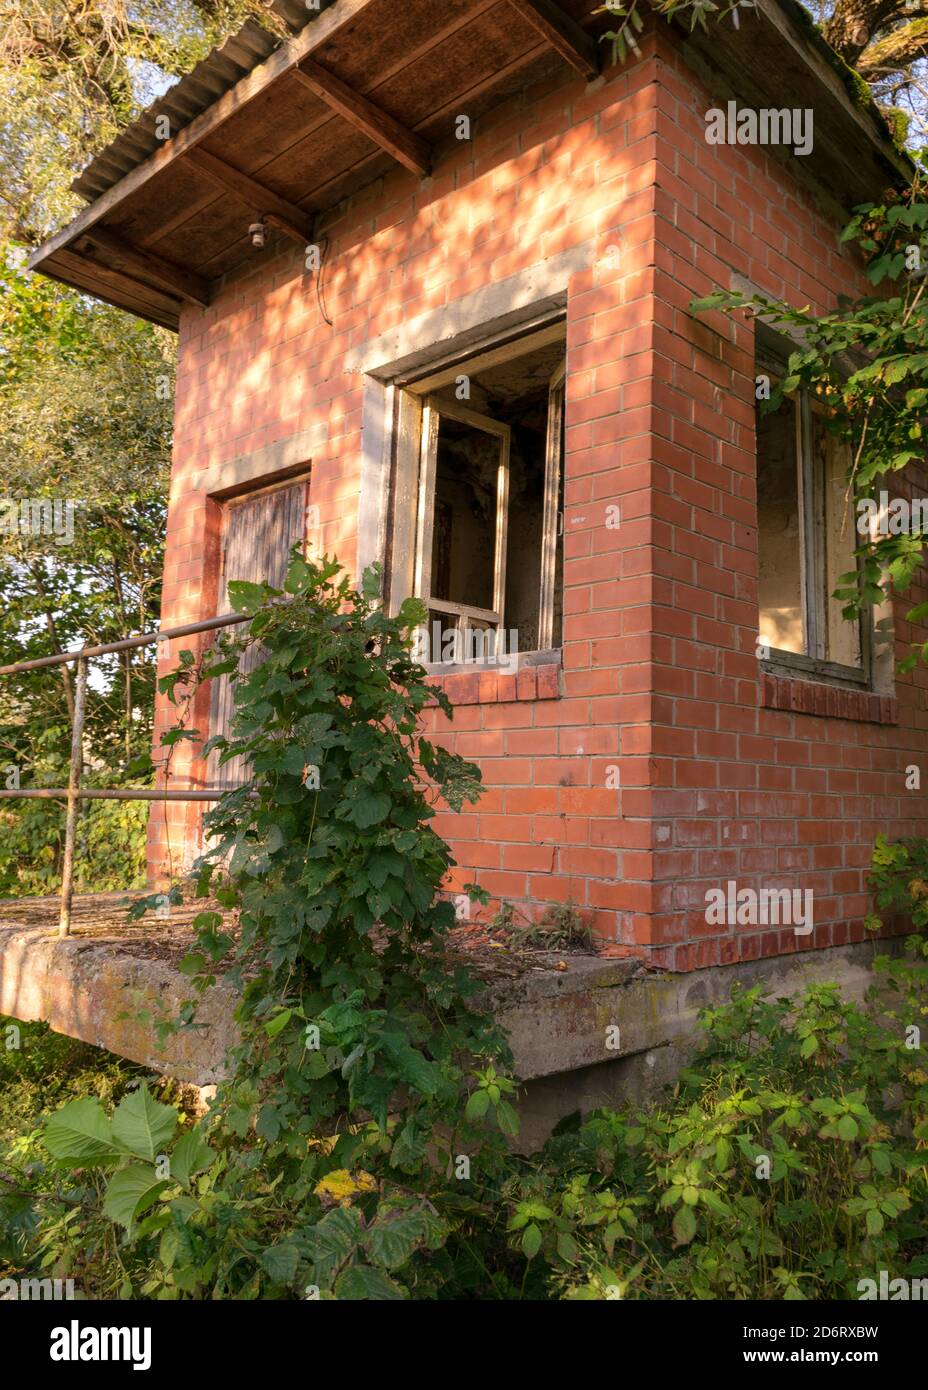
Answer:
0, 915, 901, 1150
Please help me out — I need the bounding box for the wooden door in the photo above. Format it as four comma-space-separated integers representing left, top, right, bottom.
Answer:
208, 480, 307, 787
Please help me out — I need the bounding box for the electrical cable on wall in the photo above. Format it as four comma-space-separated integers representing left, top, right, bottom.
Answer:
313, 234, 333, 327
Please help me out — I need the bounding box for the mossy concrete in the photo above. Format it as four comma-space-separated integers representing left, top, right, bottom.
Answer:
0, 924, 238, 1085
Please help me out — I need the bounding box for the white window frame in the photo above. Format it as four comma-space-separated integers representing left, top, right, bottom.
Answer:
414, 398, 511, 635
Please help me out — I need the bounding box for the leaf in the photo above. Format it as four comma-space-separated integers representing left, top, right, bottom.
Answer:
865, 1207, 884, 1236
690, 291, 737, 313
170, 1127, 216, 1187
465, 1089, 490, 1121
556, 1231, 579, 1263
366, 1208, 428, 1270
334, 1264, 405, 1300
522, 1222, 543, 1259
178, 948, 210, 979
837, 1113, 859, 1142
259, 1243, 301, 1285
672, 1204, 697, 1246
311, 1206, 364, 1270
349, 792, 392, 829
227, 579, 273, 612
256, 1105, 282, 1141
314, 1169, 378, 1206
380, 1034, 440, 1097
111, 1085, 178, 1161
264, 1009, 292, 1038
390, 1119, 426, 1169
496, 1100, 520, 1137
103, 1164, 170, 1230
44, 1098, 123, 1166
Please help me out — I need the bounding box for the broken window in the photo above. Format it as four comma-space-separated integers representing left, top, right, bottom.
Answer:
389, 325, 566, 661
756, 334, 866, 680
208, 477, 308, 786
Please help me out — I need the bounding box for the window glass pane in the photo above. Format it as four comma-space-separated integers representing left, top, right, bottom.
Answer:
431, 418, 499, 612
757, 395, 804, 655
502, 413, 550, 651
815, 412, 862, 668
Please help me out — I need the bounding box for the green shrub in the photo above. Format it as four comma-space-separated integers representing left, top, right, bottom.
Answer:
0, 777, 148, 898
508, 950, 928, 1300
867, 834, 928, 934
10, 560, 927, 1300
0, 1018, 150, 1295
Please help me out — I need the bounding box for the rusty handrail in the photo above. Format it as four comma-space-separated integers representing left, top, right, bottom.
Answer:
0, 789, 226, 801
0, 609, 251, 935
0, 610, 249, 675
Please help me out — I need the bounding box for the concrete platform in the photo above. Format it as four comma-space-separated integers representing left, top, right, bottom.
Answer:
0, 895, 902, 1147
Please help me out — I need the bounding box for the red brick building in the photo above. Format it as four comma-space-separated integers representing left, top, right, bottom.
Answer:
32, 0, 927, 971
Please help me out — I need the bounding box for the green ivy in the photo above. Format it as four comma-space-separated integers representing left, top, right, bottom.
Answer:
691, 169, 928, 670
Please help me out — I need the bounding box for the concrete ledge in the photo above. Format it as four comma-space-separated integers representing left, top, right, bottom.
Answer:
0, 926, 238, 1084
0, 922, 899, 1110
491, 938, 895, 1081
499, 939, 904, 1147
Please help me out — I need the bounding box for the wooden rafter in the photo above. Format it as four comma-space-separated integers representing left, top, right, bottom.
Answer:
81, 226, 211, 307
184, 147, 315, 247
292, 60, 431, 177
28, 0, 373, 280
51, 249, 182, 328
506, 0, 600, 78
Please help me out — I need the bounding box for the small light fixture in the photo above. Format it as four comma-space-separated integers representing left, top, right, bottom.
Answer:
249, 219, 268, 249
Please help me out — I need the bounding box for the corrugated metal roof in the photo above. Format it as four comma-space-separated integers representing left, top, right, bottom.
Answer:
70, 2, 319, 203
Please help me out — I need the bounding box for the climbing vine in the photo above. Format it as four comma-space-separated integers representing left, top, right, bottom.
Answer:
58, 553, 520, 1297
692, 169, 928, 668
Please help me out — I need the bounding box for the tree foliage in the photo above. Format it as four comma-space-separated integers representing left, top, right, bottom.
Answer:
0, 243, 173, 894
0, 0, 283, 243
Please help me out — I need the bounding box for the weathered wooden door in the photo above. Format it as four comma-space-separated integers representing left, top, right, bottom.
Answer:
208, 480, 308, 787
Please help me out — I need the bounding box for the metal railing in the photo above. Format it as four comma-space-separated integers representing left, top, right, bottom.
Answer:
0, 611, 249, 936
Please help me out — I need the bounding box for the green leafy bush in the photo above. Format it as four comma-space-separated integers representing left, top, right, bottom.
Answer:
509, 952, 928, 1300
35, 554, 519, 1299
13, 560, 928, 1300
0, 1018, 158, 1295
0, 779, 148, 897
868, 834, 928, 934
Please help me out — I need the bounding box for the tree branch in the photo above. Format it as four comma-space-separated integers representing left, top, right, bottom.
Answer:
858, 17, 928, 75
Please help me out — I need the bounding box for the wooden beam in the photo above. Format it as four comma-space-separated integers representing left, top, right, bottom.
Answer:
292, 60, 431, 177
81, 226, 211, 308
29, 0, 374, 274
184, 147, 314, 246
50, 249, 182, 329
506, 0, 599, 78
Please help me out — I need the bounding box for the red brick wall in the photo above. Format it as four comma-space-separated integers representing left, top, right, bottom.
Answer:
149, 30, 928, 970
638, 36, 928, 968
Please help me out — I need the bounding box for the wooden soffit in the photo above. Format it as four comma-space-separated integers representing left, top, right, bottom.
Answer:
29, 0, 606, 328
28, 0, 909, 329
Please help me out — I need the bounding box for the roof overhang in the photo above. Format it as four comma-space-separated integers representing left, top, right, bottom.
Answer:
680, 0, 912, 219
28, 0, 912, 330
